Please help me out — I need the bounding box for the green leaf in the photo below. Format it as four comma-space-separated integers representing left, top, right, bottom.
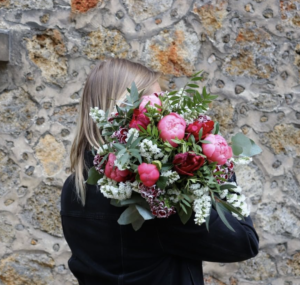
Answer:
232, 145, 243, 156
86, 166, 103, 185
161, 163, 172, 171
198, 128, 203, 141
191, 70, 203, 77
113, 143, 125, 150
220, 184, 237, 190
167, 91, 178, 95
136, 204, 155, 220
117, 148, 127, 157
126, 133, 135, 146
156, 176, 168, 189
205, 205, 212, 232
191, 77, 202, 81
178, 205, 193, 224
182, 194, 192, 202
130, 149, 142, 164
132, 216, 145, 231
185, 89, 196, 94
187, 84, 199, 88
213, 122, 219, 135
130, 81, 139, 102
120, 153, 129, 166
117, 205, 139, 225
248, 139, 262, 156
218, 199, 244, 220
181, 199, 191, 207
110, 199, 122, 207
200, 140, 212, 144
180, 203, 187, 214
130, 137, 142, 149
215, 202, 235, 232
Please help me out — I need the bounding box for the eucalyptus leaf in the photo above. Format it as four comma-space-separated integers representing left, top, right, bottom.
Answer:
86, 166, 103, 185
136, 204, 155, 220
132, 216, 145, 231
117, 205, 139, 225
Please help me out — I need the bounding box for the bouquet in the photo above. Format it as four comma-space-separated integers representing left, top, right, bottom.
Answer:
86, 71, 262, 231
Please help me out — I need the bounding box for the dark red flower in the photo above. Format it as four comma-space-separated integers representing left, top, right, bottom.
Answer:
93, 154, 108, 174
108, 112, 119, 123
213, 160, 235, 184
173, 152, 205, 176
111, 127, 128, 144
185, 115, 214, 141
129, 109, 150, 130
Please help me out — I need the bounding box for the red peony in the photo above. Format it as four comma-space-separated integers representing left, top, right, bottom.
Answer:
129, 109, 150, 130
173, 152, 205, 176
186, 115, 214, 142
104, 153, 133, 182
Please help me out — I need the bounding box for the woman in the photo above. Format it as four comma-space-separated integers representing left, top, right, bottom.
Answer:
60, 58, 259, 285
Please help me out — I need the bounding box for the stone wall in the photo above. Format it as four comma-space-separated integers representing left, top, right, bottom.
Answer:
0, 0, 299, 284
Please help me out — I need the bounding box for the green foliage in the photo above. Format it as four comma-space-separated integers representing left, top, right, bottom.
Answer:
86, 166, 103, 185
231, 133, 262, 157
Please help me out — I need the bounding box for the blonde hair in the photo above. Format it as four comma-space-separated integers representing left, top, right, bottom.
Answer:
69, 58, 165, 206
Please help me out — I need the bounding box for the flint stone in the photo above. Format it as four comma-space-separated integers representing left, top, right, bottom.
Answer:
21, 182, 63, 237
0, 252, 55, 285
0, 88, 38, 135
0, 150, 20, 197
34, 134, 66, 176
0, 30, 9, 61
256, 201, 300, 238
142, 21, 200, 77
122, 0, 173, 22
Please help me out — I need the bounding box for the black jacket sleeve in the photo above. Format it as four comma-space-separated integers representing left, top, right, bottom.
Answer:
156, 173, 259, 263
157, 209, 259, 263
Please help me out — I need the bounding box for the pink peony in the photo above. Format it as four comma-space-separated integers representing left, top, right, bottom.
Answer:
104, 153, 133, 182
139, 94, 162, 112
202, 134, 233, 165
158, 113, 186, 147
138, 163, 160, 187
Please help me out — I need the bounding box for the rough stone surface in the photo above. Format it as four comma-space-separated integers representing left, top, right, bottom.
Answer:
142, 21, 200, 76
34, 134, 66, 176
0, 0, 299, 284
123, 0, 173, 22
0, 0, 53, 9
71, 0, 102, 13
21, 182, 63, 237
265, 124, 300, 156
207, 99, 236, 139
25, 29, 68, 87
0, 252, 55, 285
0, 150, 20, 197
256, 201, 300, 238
0, 213, 15, 244
239, 251, 278, 281
51, 104, 79, 128
83, 26, 130, 60
192, 0, 228, 40
0, 88, 38, 135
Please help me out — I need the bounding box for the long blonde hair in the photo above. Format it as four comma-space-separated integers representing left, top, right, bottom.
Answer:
70, 58, 164, 206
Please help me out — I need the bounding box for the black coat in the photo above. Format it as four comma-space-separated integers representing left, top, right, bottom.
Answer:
60, 150, 259, 285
